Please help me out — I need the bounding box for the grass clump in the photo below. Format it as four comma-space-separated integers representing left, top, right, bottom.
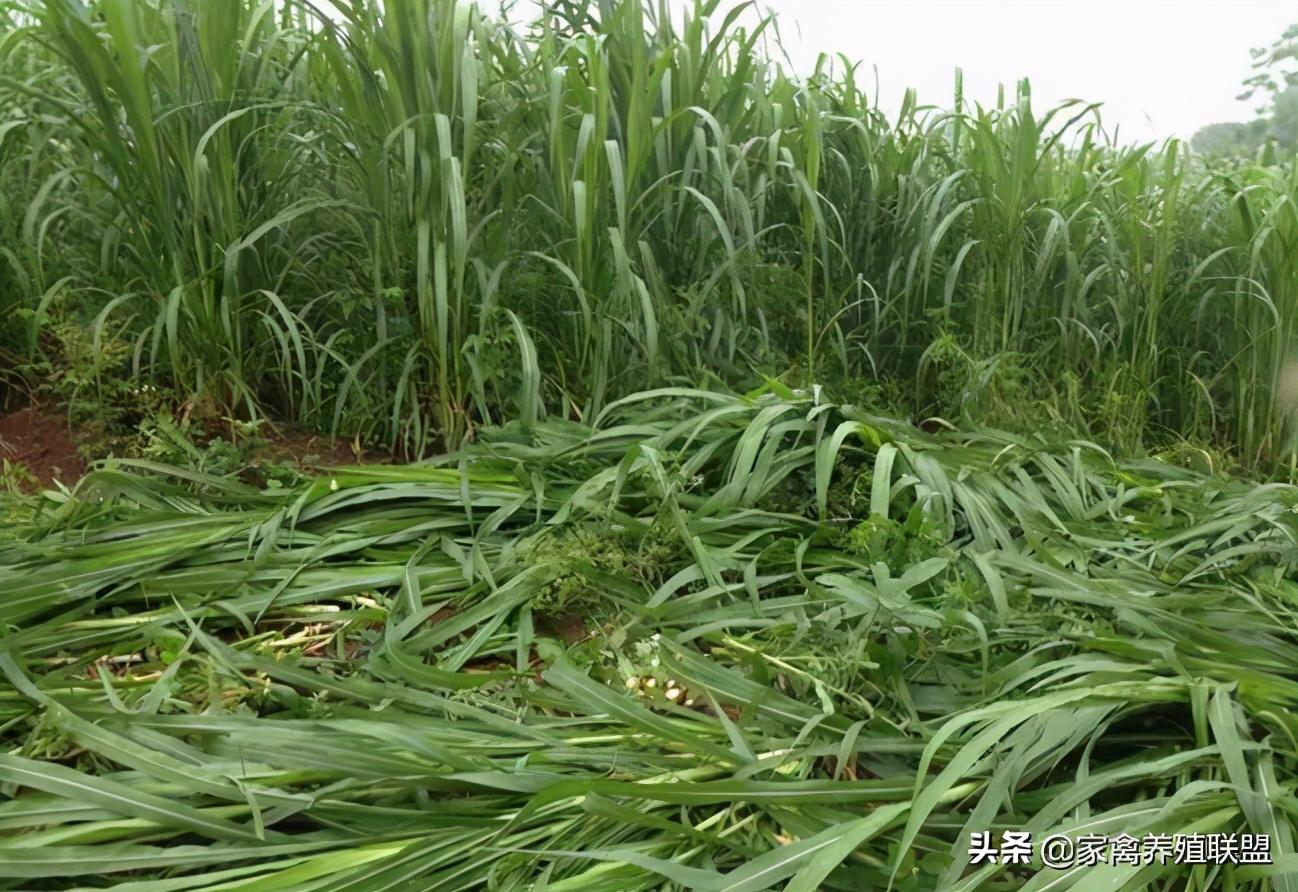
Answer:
526, 521, 683, 621
844, 507, 947, 569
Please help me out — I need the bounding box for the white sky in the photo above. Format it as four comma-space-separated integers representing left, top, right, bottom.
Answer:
498, 0, 1297, 143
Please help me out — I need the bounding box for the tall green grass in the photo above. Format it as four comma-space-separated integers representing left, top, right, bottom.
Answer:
4, 0, 1298, 469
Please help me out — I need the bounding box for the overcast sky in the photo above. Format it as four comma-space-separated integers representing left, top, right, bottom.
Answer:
499, 0, 1296, 143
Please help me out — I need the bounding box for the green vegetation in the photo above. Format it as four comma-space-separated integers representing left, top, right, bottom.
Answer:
6, 390, 1298, 890
1197, 23, 1298, 159
4, 1, 1298, 890
2, 0, 1298, 468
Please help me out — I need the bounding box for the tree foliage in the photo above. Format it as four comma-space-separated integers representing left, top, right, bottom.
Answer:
1194, 21, 1298, 158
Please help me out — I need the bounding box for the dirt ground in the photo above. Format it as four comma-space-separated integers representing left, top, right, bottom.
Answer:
0, 405, 87, 488
259, 426, 366, 469
0, 403, 371, 493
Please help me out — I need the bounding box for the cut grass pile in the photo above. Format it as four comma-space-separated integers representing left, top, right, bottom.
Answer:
3, 388, 1298, 890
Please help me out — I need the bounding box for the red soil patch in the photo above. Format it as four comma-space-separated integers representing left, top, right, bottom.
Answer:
0, 405, 87, 488
257, 425, 369, 470
0, 401, 378, 493
553, 612, 589, 646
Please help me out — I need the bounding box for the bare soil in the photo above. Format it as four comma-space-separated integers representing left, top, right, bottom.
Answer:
0, 404, 376, 493
256, 425, 369, 471
0, 405, 86, 489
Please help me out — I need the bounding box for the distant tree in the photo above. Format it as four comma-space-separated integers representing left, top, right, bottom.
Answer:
1269, 84, 1298, 147
1241, 23, 1298, 101
1191, 23, 1298, 159
1191, 119, 1269, 158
